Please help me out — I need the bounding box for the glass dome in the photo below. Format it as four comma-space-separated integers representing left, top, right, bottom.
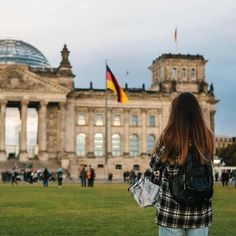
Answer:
0, 39, 50, 67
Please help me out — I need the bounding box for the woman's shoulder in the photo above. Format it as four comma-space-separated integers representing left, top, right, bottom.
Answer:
149, 144, 165, 171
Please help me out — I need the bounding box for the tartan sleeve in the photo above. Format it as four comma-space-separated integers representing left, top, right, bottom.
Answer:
149, 145, 165, 171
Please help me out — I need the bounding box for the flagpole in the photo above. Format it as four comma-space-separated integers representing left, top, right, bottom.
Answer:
125, 70, 129, 88
176, 39, 179, 54
105, 59, 108, 180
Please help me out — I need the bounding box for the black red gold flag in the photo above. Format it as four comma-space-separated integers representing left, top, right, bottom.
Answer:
106, 65, 128, 104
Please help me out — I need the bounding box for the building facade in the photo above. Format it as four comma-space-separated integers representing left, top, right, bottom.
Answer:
0, 40, 218, 179
215, 135, 236, 150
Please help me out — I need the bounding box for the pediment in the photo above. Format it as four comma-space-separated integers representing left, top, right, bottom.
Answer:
0, 66, 70, 94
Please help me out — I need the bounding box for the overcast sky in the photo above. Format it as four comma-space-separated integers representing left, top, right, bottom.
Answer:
0, 0, 235, 136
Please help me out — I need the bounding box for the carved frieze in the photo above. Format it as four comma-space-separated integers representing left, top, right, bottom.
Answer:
0, 66, 69, 94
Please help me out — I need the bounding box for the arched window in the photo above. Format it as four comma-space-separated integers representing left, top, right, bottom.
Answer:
129, 134, 138, 157
112, 134, 121, 157
182, 68, 186, 77
147, 134, 156, 152
94, 133, 104, 156
76, 133, 86, 156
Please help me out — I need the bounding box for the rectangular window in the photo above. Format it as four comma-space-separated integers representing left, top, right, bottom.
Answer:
172, 67, 177, 77
149, 115, 155, 127
191, 68, 195, 78
78, 114, 86, 125
113, 114, 121, 126
115, 164, 122, 170
95, 114, 104, 126
133, 165, 140, 171
131, 115, 138, 126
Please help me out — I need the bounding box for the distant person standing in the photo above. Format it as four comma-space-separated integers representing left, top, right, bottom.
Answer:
129, 171, 136, 185
144, 169, 152, 180
86, 167, 91, 186
57, 168, 63, 188
108, 173, 113, 182
137, 172, 142, 181
221, 170, 229, 187
42, 168, 50, 187
11, 168, 18, 185
80, 166, 87, 187
87, 165, 95, 187
30, 169, 34, 184
123, 171, 128, 183
90, 166, 96, 187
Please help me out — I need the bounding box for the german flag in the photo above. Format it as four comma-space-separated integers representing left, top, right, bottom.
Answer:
106, 65, 128, 104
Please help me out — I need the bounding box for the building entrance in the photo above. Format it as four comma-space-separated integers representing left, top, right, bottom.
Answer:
5, 107, 38, 159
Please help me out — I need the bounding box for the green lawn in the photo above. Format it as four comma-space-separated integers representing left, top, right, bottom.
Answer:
0, 182, 235, 236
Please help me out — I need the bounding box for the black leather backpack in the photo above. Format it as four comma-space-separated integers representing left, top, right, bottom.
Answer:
168, 152, 214, 206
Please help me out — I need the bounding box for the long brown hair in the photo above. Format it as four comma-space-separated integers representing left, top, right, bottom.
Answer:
156, 92, 214, 165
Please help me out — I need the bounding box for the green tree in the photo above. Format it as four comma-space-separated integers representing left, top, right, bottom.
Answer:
217, 143, 236, 166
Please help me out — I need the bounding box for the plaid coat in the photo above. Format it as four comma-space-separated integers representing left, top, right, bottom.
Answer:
150, 147, 212, 229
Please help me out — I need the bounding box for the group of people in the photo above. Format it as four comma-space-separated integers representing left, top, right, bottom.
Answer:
123, 170, 142, 184
1, 166, 64, 188
214, 170, 236, 187
79, 165, 96, 187
42, 168, 64, 188
221, 170, 230, 187
3, 165, 98, 189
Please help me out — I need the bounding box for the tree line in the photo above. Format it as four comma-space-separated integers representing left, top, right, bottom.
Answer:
216, 143, 236, 166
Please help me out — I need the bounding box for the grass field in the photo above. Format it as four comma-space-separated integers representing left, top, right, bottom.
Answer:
0, 182, 235, 236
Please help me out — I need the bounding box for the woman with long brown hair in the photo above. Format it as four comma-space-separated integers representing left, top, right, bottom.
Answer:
150, 92, 214, 236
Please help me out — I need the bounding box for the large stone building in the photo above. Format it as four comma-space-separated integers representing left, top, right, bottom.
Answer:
0, 39, 218, 179
215, 135, 236, 150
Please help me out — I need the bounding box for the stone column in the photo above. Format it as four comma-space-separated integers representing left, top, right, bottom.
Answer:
65, 98, 77, 179
19, 100, 29, 161
0, 100, 7, 161
123, 109, 130, 157
210, 110, 216, 133
87, 107, 94, 158
58, 102, 69, 168
141, 109, 147, 157
58, 102, 66, 157
65, 98, 76, 159
38, 100, 48, 161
